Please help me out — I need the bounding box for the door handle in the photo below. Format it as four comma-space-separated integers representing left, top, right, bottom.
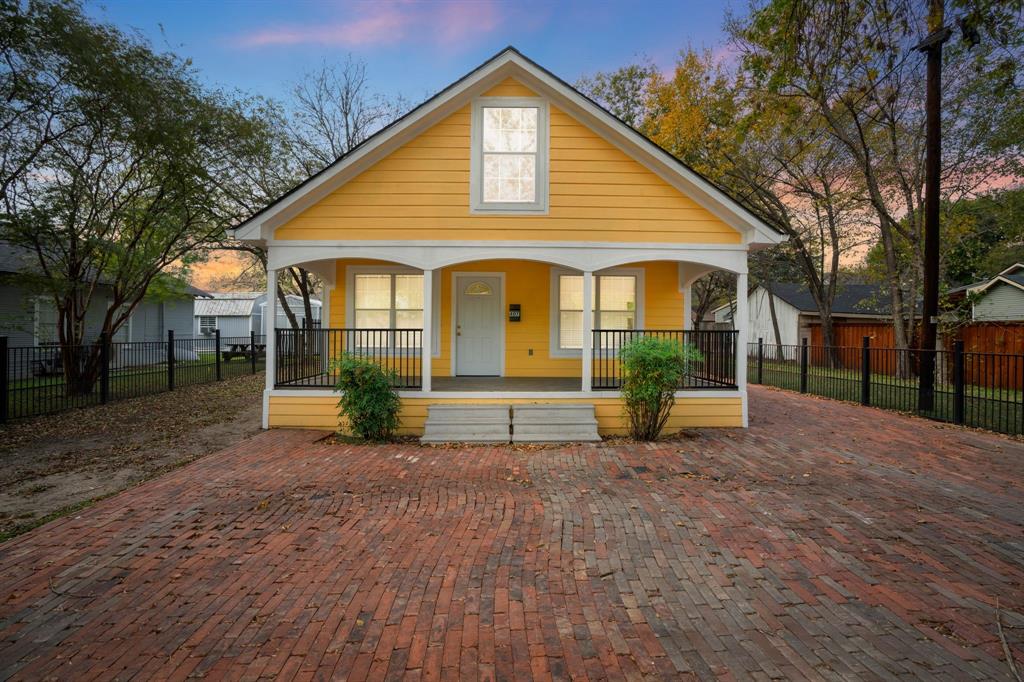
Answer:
456, 325, 462, 336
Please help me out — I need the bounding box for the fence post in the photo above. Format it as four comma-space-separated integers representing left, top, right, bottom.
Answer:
215, 329, 222, 381
0, 337, 8, 424
799, 338, 808, 393
99, 332, 110, 404
167, 329, 175, 391
861, 336, 871, 406
250, 330, 257, 374
757, 337, 764, 385
953, 339, 965, 425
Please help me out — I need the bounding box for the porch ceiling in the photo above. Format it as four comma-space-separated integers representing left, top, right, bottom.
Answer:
267, 241, 749, 275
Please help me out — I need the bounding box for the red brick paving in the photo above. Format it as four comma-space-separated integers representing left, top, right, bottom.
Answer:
1, 386, 1022, 680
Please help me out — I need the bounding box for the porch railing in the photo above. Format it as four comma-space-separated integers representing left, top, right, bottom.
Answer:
591, 329, 738, 390
274, 328, 422, 389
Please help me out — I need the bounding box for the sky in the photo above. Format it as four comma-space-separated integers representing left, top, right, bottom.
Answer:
84, 0, 740, 107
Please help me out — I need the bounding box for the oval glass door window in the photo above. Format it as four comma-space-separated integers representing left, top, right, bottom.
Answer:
464, 281, 493, 296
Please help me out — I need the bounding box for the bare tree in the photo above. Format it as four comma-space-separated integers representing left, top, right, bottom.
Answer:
290, 55, 408, 175
728, 0, 1024, 368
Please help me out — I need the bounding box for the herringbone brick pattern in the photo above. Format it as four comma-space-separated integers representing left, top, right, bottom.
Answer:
1, 387, 1022, 680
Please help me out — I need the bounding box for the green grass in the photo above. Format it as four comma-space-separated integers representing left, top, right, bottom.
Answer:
749, 360, 1023, 436
6, 355, 265, 420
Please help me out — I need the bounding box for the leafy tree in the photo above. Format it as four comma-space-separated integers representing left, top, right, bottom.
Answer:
1, 0, 271, 394
576, 61, 657, 128
728, 0, 1024, 364
639, 49, 870, 359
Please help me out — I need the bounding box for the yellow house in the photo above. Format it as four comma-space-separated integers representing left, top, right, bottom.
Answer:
232, 47, 784, 439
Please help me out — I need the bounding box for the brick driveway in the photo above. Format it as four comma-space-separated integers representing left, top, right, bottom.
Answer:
1, 387, 1022, 680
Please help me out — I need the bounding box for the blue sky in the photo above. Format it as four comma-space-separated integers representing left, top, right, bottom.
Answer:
84, 1, 739, 106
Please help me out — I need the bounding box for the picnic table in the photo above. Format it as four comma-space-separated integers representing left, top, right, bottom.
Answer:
221, 342, 266, 362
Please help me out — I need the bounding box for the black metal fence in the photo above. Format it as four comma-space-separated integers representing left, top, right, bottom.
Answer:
274, 328, 423, 389
591, 329, 738, 390
750, 337, 1024, 436
1, 331, 266, 423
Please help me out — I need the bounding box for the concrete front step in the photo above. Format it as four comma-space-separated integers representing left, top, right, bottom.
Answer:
511, 405, 600, 443
420, 404, 511, 443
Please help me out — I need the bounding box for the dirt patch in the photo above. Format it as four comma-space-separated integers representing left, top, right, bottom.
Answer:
0, 374, 264, 541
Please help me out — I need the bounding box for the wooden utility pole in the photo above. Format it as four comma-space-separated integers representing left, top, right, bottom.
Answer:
916, 0, 951, 412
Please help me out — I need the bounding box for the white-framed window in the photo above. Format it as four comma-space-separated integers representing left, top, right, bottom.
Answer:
549, 268, 644, 356
199, 316, 216, 335
345, 266, 440, 355
470, 97, 549, 213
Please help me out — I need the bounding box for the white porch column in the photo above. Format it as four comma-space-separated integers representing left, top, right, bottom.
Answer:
421, 269, 433, 393
263, 268, 278, 429
735, 271, 749, 426
682, 283, 693, 331
581, 270, 594, 392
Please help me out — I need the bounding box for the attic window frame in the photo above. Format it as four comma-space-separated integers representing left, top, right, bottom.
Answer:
469, 96, 549, 215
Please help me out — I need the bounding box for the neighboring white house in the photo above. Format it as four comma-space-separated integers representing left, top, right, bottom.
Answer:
948, 264, 1024, 322
711, 283, 896, 346
193, 292, 321, 338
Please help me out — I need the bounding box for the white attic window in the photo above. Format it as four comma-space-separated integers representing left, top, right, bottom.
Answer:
470, 98, 549, 214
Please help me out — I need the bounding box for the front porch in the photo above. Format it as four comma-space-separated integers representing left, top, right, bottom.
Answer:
262, 253, 751, 434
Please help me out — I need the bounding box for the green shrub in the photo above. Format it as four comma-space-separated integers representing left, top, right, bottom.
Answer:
619, 336, 702, 441
332, 354, 401, 441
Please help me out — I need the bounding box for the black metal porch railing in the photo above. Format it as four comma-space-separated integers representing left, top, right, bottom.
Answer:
274, 328, 423, 389
591, 329, 738, 390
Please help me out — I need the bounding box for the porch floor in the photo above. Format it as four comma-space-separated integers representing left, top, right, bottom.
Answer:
431, 376, 581, 392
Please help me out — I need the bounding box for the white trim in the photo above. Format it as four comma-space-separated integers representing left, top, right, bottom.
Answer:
469, 97, 550, 214
450, 272, 506, 376
548, 266, 645, 358
972, 274, 1024, 296
266, 388, 743, 400
268, 239, 749, 250
233, 49, 784, 246
344, 265, 440, 356
581, 271, 593, 392
735, 272, 749, 425
262, 390, 270, 429
264, 269, 277, 395
268, 242, 748, 275
422, 269, 433, 393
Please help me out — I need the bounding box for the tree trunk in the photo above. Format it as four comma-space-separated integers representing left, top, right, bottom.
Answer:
764, 283, 785, 362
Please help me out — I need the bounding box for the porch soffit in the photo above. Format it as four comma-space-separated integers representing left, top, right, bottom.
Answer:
266, 242, 749, 275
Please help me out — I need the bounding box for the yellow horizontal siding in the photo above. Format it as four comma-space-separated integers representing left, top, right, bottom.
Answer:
273, 77, 741, 244
268, 396, 743, 434
329, 258, 686, 379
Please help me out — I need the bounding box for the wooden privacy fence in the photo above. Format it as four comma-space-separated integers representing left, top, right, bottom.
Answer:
949, 323, 1024, 390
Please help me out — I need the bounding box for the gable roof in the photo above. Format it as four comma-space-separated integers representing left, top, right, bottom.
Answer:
231, 46, 785, 246
759, 283, 898, 317
948, 264, 1024, 296
195, 292, 321, 317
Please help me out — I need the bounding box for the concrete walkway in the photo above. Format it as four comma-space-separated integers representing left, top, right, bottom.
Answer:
1, 387, 1022, 679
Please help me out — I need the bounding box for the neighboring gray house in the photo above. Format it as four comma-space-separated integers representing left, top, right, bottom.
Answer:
710, 283, 897, 346
194, 292, 321, 338
1, 243, 209, 347
949, 264, 1024, 322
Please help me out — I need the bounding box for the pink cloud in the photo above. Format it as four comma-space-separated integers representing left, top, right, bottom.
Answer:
233, 1, 508, 50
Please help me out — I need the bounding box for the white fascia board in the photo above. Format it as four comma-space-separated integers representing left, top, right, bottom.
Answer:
233, 55, 520, 242
499, 55, 785, 246
974, 275, 1024, 295
235, 49, 785, 248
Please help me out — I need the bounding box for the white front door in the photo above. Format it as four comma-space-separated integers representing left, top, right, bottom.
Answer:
455, 275, 502, 375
